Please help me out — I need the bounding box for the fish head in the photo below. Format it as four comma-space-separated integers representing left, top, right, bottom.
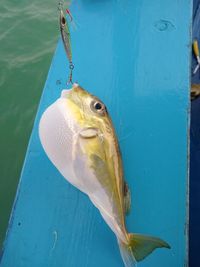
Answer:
39, 83, 114, 186
60, 83, 112, 134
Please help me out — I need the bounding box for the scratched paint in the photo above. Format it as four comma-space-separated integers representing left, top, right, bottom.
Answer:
154, 20, 175, 31
0, 1, 191, 267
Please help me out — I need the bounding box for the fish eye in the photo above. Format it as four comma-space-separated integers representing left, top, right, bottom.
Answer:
94, 102, 102, 110
90, 100, 106, 115
61, 17, 66, 26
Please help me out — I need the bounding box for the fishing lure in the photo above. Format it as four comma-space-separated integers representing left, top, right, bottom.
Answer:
59, 5, 74, 83
39, 83, 170, 267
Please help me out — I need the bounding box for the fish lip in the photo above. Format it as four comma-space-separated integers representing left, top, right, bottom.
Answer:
60, 83, 79, 98
61, 89, 72, 98
73, 83, 79, 88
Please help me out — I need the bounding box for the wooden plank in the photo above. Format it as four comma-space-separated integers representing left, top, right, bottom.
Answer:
0, 1, 191, 266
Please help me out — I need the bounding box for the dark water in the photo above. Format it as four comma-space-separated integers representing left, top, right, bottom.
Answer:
0, 0, 63, 248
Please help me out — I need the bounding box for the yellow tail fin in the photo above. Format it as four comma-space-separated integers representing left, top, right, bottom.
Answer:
118, 233, 170, 266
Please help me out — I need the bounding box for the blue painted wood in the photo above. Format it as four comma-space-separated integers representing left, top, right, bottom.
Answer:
0, 1, 191, 266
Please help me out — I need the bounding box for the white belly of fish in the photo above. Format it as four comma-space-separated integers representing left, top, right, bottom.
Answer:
39, 98, 84, 191
39, 96, 126, 243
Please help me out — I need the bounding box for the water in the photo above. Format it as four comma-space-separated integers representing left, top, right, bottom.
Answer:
0, 0, 61, 248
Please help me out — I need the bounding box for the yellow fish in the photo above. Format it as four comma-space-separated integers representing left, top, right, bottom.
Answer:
39, 83, 170, 266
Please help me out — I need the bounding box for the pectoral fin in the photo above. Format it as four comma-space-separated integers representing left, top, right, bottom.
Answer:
79, 127, 98, 138
124, 182, 131, 215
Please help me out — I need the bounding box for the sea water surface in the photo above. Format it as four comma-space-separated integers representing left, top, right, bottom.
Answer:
0, 0, 63, 248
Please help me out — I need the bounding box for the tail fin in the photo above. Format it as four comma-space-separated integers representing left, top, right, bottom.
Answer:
118, 233, 170, 266
118, 239, 137, 267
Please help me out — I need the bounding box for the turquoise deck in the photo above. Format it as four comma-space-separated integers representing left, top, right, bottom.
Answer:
0, 1, 191, 266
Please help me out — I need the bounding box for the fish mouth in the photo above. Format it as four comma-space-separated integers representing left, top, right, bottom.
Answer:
61, 83, 79, 98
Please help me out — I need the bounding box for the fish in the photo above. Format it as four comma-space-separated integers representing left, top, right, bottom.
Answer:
39, 83, 170, 266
